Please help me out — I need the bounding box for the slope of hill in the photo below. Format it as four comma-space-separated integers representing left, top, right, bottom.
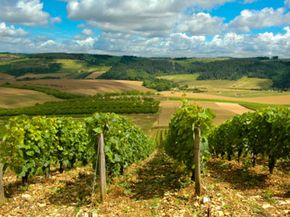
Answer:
0, 53, 289, 90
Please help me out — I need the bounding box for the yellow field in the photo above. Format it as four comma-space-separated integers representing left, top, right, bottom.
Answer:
161, 91, 290, 105
0, 87, 60, 108
154, 100, 251, 127
14, 79, 154, 95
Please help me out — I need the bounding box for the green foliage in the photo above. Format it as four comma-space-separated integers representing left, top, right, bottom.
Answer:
143, 78, 178, 91
86, 113, 155, 176
0, 95, 160, 116
0, 116, 91, 181
208, 107, 290, 173
0, 59, 61, 77
165, 102, 214, 171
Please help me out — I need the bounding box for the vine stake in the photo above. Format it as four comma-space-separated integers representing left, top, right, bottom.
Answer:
194, 127, 201, 196
0, 163, 5, 203
99, 133, 106, 202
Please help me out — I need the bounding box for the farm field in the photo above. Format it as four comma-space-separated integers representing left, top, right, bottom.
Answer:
5, 79, 153, 95
161, 91, 290, 105
0, 87, 60, 108
159, 75, 290, 98
155, 100, 251, 127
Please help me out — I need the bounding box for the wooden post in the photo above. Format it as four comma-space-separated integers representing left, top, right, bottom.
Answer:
98, 133, 106, 202
194, 127, 201, 196
0, 163, 5, 203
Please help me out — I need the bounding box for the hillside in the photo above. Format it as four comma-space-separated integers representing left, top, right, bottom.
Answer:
0, 53, 290, 90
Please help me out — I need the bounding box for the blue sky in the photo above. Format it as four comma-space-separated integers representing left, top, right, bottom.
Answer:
0, 0, 289, 57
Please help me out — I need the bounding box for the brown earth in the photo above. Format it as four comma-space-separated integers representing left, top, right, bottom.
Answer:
0, 87, 60, 108
0, 150, 288, 217
11, 80, 154, 95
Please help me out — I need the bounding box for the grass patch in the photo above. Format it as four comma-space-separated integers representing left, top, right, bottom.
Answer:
158, 74, 199, 83
55, 59, 109, 74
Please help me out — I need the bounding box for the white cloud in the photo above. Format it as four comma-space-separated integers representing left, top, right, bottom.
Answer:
1, 28, 290, 58
74, 37, 96, 49
178, 13, 225, 35
229, 7, 290, 32
0, 0, 50, 26
0, 22, 27, 37
89, 29, 290, 57
67, 0, 231, 36
82, 28, 93, 36
50, 17, 62, 24
39, 39, 57, 48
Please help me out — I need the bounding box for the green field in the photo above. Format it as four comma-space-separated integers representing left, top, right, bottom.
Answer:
159, 74, 289, 98
54, 59, 110, 74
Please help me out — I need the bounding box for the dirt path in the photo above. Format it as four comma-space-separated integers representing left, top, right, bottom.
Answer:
215, 102, 252, 115
0, 150, 288, 217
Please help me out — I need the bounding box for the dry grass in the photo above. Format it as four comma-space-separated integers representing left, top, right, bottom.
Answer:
0, 87, 60, 108
14, 79, 154, 95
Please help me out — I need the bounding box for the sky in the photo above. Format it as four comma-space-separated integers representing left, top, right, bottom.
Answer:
0, 0, 290, 57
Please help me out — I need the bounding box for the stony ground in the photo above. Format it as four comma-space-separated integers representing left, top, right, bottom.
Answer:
0, 150, 289, 217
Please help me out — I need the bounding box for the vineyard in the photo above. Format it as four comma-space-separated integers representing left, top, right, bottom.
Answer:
0, 114, 154, 184
0, 102, 289, 216
209, 107, 290, 173
0, 94, 160, 116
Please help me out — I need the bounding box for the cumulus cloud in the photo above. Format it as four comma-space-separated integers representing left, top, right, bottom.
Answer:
178, 13, 225, 35
0, 22, 27, 37
1, 28, 290, 57
87, 29, 290, 57
74, 37, 96, 49
67, 0, 231, 36
285, 0, 290, 8
0, 0, 50, 26
229, 7, 290, 32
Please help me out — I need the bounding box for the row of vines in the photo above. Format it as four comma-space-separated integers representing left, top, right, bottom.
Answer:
0, 113, 155, 184
208, 107, 290, 173
163, 103, 289, 180
0, 95, 160, 116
